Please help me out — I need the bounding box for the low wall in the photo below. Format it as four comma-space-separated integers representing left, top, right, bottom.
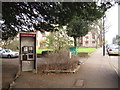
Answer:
78, 52, 89, 57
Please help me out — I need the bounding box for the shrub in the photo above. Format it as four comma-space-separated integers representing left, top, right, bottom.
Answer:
42, 49, 79, 70
7, 39, 19, 51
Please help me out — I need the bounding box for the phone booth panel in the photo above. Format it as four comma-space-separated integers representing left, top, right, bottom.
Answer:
19, 32, 37, 73
22, 61, 34, 71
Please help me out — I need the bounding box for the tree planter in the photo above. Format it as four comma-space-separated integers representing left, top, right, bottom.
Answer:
78, 52, 88, 57
43, 64, 81, 74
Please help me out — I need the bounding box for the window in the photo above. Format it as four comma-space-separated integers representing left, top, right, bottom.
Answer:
92, 39, 95, 41
5, 50, 11, 53
42, 37, 46, 40
85, 38, 89, 41
2, 51, 5, 53
92, 43, 96, 46
85, 43, 88, 46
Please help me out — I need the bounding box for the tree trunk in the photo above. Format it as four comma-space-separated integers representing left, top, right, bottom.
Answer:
73, 37, 77, 47
96, 40, 98, 49
100, 29, 103, 47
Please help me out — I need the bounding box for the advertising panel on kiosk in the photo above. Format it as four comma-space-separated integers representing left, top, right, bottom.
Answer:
19, 32, 37, 73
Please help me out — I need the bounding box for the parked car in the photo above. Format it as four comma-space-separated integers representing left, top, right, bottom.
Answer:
0, 49, 19, 58
106, 44, 118, 52
0, 47, 2, 50
107, 44, 120, 55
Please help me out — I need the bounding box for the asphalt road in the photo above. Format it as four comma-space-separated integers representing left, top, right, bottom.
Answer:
107, 53, 120, 77
2, 57, 19, 89
2, 57, 52, 89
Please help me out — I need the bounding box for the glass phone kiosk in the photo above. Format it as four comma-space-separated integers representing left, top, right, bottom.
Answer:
19, 32, 37, 73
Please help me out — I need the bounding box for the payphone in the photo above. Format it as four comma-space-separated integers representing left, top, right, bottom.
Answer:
19, 32, 37, 73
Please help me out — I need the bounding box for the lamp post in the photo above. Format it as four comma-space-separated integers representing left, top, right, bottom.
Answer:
103, 15, 105, 56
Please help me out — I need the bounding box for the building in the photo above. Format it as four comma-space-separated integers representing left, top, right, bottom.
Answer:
35, 30, 51, 49
79, 31, 99, 47
112, 37, 116, 44
113, 35, 120, 45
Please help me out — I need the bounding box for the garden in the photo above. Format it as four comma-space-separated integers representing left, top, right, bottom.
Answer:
37, 48, 97, 55
37, 47, 97, 73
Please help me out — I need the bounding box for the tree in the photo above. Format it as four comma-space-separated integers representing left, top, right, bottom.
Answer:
90, 18, 111, 47
46, 26, 73, 50
2, 2, 113, 41
65, 2, 113, 47
89, 20, 103, 48
66, 16, 89, 47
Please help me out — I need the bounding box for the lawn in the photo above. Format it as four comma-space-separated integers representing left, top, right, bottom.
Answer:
37, 49, 54, 54
37, 48, 97, 55
78, 48, 97, 55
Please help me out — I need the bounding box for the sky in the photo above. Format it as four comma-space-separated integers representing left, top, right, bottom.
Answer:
105, 4, 118, 44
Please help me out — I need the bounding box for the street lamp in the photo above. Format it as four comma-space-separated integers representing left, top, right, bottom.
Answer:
103, 15, 105, 56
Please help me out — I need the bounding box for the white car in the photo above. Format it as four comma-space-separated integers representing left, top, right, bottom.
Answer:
0, 47, 2, 50
0, 49, 19, 58
107, 44, 120, 55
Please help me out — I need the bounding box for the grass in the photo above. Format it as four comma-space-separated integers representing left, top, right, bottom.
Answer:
37, 49, 54, 54
78, 48, 97, 55
37, 48, 97, 55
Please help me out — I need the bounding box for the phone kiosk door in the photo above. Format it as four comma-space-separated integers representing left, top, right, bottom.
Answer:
19, 32, 37, 73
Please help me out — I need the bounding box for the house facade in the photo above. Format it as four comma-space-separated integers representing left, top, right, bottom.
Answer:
113, 35, 120, 45
79, 32, 99, 47
35, 30, 51, 49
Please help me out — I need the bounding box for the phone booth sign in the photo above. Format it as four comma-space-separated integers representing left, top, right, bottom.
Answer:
19, 32, 37, 73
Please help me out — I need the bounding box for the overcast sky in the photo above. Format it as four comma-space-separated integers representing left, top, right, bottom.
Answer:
105, 4, 118, 44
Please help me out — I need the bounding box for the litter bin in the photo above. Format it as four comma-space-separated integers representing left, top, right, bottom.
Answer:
69, 47, 77, 55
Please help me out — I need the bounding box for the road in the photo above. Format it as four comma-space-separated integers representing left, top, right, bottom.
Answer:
107, 53, 120, 77
2, 57, 19, 89
2, 57, 50, 89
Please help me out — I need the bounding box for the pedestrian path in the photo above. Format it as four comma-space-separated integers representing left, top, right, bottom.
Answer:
13, 48, 118, 88
77, 48, 118, 88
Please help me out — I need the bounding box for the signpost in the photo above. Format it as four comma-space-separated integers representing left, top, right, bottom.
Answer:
19, 32, 37, 73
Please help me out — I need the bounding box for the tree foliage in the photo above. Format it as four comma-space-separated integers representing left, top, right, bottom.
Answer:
66, 2, 112, 47
2, 2, 113, 41
46, 27, 73, 50
66, 16, 89, 47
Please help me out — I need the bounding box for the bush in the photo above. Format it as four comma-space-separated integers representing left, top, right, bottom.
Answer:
42, 49, 79, 70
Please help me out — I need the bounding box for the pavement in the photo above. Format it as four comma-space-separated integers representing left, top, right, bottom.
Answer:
11, 48, 118, 88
